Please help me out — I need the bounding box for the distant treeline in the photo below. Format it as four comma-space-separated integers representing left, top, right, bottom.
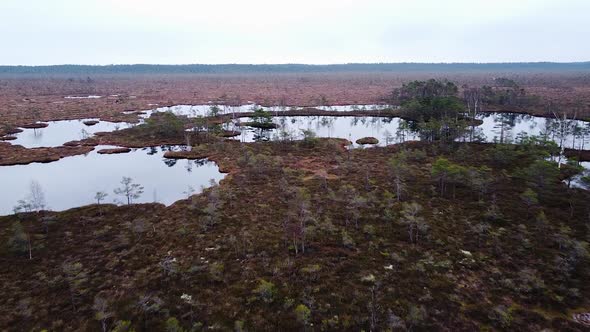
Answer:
1, 63, 589, 75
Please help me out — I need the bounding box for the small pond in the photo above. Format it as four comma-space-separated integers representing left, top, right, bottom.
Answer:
141, 104, 389, 119
141, 104, 278, 119
0, 146, 225, 215
316, 105, 393, 112
8, 119, 134, 148
64, 95, 102, 99
1, 109, 589, 215
229, 116, 419, 147
475, 113, 590, 149
228, 112, 590, 152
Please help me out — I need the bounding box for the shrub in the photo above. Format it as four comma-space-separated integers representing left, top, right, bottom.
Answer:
488, 305, 512, 328
341, 230, 356, 249
519, 188, 538, 216
295, 304, 311, 325
7, 222, 28, 255
234, 320, 245, 332
363, 224, 376, 238
299, 129, 319, 148
251, 108, 273, 126
164, 317, 186, 332
145, 112, 184, 138
253, 279, 277, 303
300, 264, 321, 281
111, 320, 134, 332
516, 160, 560, 189
208, 262, 225, 282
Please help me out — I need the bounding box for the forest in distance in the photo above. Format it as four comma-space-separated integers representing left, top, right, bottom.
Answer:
2, 62, 590, 76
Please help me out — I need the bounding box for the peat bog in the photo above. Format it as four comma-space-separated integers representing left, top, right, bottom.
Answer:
1, 74, 590, 331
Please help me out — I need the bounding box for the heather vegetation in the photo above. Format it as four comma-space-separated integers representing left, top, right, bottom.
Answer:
1, 78, 589, 331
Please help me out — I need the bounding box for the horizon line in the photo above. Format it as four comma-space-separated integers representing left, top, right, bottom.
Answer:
2, 61, 590, 67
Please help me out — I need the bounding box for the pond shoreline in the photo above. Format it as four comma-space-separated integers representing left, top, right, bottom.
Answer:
2, 106, 589, 166
0, 145, 226, 215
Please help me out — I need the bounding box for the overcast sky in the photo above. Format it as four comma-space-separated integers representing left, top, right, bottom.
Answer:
1, 0, 588, 65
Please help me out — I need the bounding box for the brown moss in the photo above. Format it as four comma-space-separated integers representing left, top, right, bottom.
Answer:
6, 128, 23, 135
0, 140, 589, 331
237, 121, 278, 129
564, 148, 590, 162
0, 144, 94, 166
163, 150, 208, 160
219, 130, 241, 138
356, 137, 379, 145
97, 147, 132, 154
21, 123, 49, 129
63, 138, 100, 147
465, 118, 484, 126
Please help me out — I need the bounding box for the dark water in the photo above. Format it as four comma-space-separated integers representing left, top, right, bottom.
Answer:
0, 146, 225, 215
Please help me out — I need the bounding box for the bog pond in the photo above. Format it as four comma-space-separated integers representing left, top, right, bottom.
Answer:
143, 104, 389, 117
0, 146, 225, 215
7, 119, 134, 148
10, 106, 587, 149
2, 105, 589, 215
230, 112, 590, 149
230, 116, 419, 146
476, 113, 590, 149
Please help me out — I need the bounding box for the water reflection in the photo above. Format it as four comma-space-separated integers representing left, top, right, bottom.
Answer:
9, 119, 134, 148
231, 116, 418, 147
141, 104, 388, 119
133, 104, 590, 152
473, 113, 590, 149
315, 105, 393, 112
229, 113, 590, 152
0, 145, 225, 215
141, 104, 275, 119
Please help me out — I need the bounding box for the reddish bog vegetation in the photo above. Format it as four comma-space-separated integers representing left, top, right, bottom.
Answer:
1, 137, 589, 331
1, 71, 590, 128
1, 74, 590, 331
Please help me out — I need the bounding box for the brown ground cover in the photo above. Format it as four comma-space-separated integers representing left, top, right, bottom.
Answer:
1, 71, 590, 130
0, 136, 588, 331
0, 142, 94, 166
1, 71, 589, 165
96, 147, 132, 155
1, 72, 589, 330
